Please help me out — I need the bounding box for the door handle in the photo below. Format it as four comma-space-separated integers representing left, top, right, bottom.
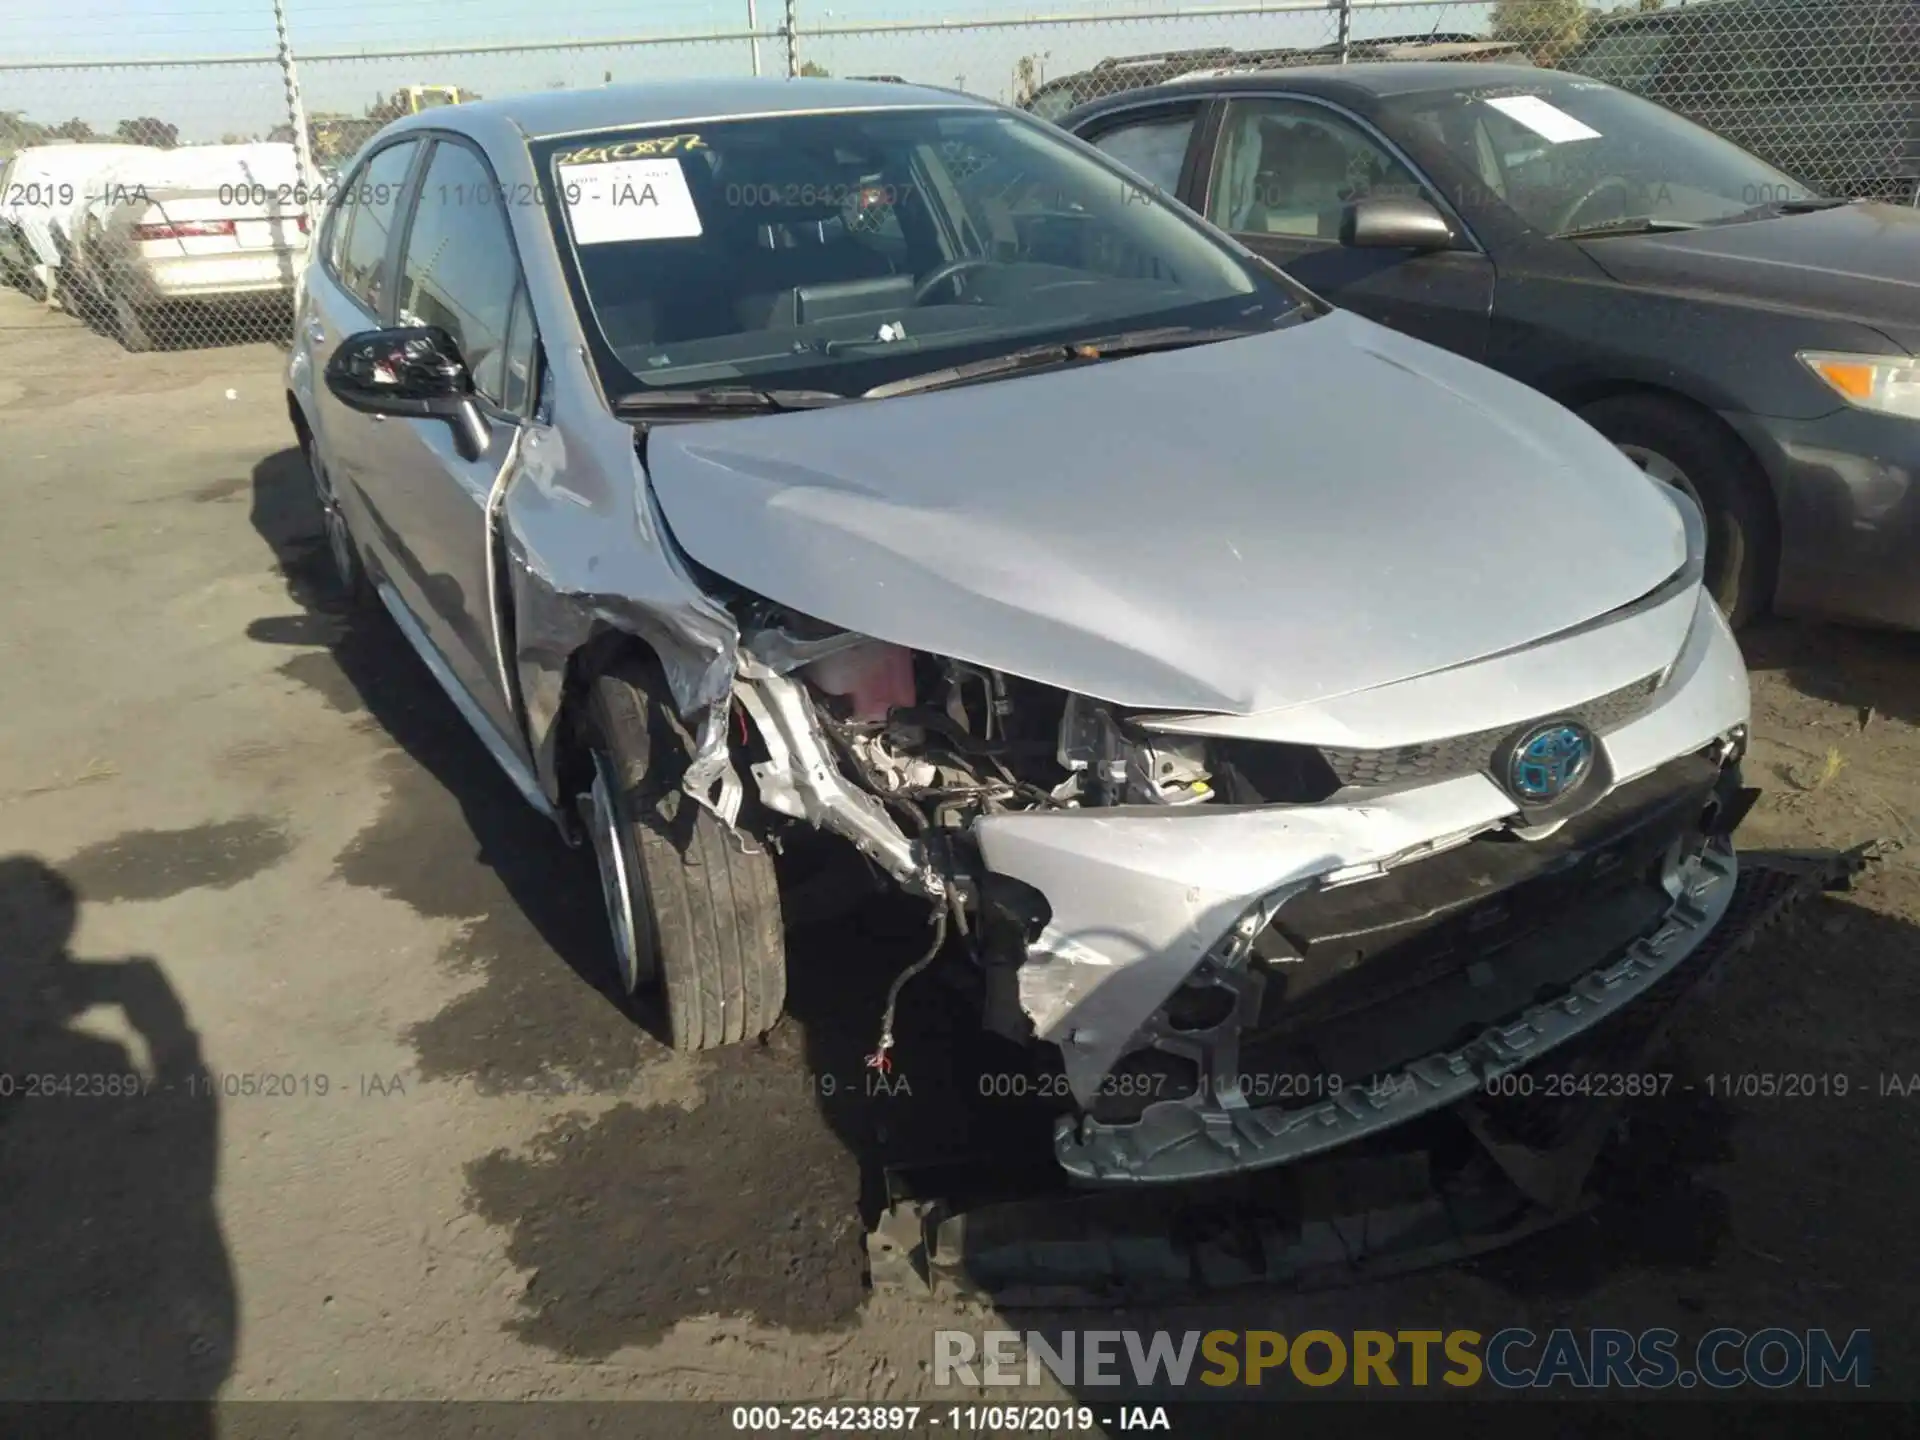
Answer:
305, 318, 326, 346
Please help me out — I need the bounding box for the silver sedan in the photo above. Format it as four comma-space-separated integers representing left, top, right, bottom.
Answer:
286, 77, 1751, 1185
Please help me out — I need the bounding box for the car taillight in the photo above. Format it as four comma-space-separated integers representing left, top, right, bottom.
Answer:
133, 219, 237, 241
296, 214, 310, 234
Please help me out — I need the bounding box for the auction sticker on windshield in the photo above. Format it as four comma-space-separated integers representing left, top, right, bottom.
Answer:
560, 157, 704, 244
1483, 94, 1602, 145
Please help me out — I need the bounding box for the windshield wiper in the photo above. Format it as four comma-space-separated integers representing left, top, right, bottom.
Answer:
862, 324, 1261, 400
611, 385, 851, 418
1554, 216, 1702, 240
1707, 195, 1855, 226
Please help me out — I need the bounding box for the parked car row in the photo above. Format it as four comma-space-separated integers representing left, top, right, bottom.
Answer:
0, 140, 310, 349
286, 76, 1762, 1187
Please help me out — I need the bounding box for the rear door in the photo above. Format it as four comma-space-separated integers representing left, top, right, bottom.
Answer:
352, 134, 539, 752
1191, 94, 1494, 359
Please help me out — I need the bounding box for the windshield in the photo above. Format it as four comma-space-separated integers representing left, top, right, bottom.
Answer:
534, 105, 1306, 396
1379, 75, 1816, 234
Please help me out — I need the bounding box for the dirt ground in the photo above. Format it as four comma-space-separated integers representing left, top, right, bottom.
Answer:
1, 287, 1917, 1418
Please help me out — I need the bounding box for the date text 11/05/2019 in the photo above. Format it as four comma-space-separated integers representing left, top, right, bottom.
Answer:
975, 1070, 1920, 1103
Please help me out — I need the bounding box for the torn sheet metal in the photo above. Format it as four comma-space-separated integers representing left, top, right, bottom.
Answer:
974, 771, 1522, 1104
974, 601, 1750, 1113
1057, 839, 1737, 1184
505, 415, 742, 805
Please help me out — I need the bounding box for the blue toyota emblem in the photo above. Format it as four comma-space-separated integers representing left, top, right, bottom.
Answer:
1506, 722, 1597, 804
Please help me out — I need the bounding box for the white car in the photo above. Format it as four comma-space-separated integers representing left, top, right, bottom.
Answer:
0, 143, 156, 303
70, 142, 310, 351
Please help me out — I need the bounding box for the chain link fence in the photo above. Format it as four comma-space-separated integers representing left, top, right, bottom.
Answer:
3, 0, 1916, 354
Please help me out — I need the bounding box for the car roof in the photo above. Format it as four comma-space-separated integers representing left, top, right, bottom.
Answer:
1068, 60, 1564, 118
397, 76, 991, 142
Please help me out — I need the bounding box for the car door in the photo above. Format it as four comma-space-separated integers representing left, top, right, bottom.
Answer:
304, 135, 425, 566
1193, 94, 1494, 359
356, 134, 539, 755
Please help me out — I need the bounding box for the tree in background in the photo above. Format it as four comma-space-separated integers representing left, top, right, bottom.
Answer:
1490, 0, 1592, 67
799, 60, 831, 77
47, 118, 97, 141
116, 117, 180, 148
1011, 53, 1048, 107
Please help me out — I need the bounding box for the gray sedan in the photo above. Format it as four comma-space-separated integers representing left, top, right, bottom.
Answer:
286, 78, 1751, 1185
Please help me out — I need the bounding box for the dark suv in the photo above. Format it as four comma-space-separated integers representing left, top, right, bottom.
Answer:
1564, 0, 1920, 204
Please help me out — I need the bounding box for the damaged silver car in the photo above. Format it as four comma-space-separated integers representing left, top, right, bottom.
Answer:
285, 77, 1753, 1186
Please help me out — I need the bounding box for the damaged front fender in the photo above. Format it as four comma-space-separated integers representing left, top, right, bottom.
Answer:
504, 402, 743, 809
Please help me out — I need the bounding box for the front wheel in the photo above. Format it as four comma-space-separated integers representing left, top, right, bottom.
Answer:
580, 657, 786, 1050
1579, 394, 1776, 628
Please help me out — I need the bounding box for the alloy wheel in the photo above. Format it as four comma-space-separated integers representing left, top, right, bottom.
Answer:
586, 749, 658, 995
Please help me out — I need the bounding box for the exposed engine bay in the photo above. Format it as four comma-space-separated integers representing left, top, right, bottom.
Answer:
691, 587, 1755, 1186
726, 601, 1298, 887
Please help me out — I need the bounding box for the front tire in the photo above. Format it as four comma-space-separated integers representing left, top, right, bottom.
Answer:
580, 657, 785, 1051
1579, 393, 1776, 628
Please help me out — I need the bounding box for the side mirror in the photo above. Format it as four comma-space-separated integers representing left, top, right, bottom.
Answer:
324, 325, 491, 462
1339, 195, 1455, 252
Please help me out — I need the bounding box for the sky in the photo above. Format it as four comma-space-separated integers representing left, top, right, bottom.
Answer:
1, 0, 1497, 142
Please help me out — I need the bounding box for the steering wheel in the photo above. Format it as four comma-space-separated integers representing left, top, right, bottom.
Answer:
912, 256, 995, 305
1552, 175, 1636, 234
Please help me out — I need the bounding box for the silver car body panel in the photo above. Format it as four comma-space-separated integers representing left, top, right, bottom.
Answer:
642, 310, 1685, 716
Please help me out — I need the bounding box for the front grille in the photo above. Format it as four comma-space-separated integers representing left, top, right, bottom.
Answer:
1238, 751, 1727, 1081
1318, 672, 1662, 790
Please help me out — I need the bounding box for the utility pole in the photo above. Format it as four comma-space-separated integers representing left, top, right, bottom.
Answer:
272, 0, 319, 197
748, 0, 762, 76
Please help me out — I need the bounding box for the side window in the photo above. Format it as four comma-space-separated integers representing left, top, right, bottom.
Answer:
1206, 100, 1426, 241
1088, 113, 1196, 196
322, 186, 353, 273
395, 140, 520, 406
335, 140, 419, 317
500, 285, 538, 417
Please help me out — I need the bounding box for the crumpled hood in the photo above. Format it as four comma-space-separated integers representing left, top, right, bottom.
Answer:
644, 309, 1684, 715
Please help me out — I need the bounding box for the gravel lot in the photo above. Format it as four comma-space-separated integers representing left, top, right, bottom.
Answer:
2, 289, 1917, 1414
